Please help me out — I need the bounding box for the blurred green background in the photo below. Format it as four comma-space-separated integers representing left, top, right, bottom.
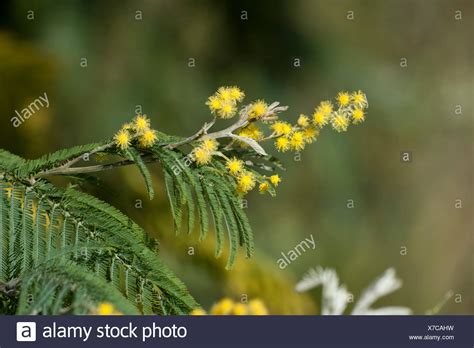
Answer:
0, 0, 472, 314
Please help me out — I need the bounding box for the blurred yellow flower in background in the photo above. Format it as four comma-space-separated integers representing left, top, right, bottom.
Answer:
93, 302, 123, 315
190, 298, 270, 316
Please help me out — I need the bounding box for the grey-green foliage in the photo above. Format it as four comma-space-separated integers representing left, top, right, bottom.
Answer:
0, 138, 255, 314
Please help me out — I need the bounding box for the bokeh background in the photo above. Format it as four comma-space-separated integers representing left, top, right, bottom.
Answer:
0, 0, 472, 314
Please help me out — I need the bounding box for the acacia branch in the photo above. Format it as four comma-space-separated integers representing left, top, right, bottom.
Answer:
38, 143, 115, 177
39, 156, 156, 176
166, 116, 217, 149
167, 102, 287, 155
68, 143, 114, 168
38, 102, 287, 177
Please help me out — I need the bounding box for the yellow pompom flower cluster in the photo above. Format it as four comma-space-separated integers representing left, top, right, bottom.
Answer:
273, 123, 318, 153
192, 138, 218, 165
270, 174, 281, 186
237, 171, 256, 194
113, 115, 158, 151
297, 114, 310, 128
248, 100, 268, 119
224, 156, 270, 195
271, 122, 292, 136
193, 147, 212, 165
196, 87, 367, 195
275, 136, 290, 151
226, 157, 244, 175
223, 155, 282, 195
190, 298, 269, 316
313, 90, 368, 133
206, 86, 245, 119
114, 130, 131, 150
238, 123, 264, 140
258, 174, 281, 194
110, 88, 367, 198
258, 182, 269, 193
270, 90, 368, 152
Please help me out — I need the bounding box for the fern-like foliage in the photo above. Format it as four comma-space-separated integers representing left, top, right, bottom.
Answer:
152, 146, 254, 268
18, 261, 141, 315
14, 143, 105, 178
0, 141, 254, 313
0, 150, 198, 314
